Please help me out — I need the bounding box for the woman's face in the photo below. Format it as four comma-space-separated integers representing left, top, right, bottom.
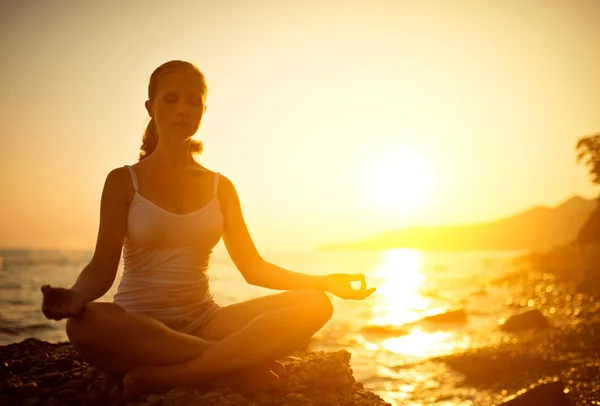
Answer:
146, 69, 206, 140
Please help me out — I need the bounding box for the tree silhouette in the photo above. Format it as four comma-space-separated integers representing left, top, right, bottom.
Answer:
576, 132, 600, 244
576, 133, 600, 188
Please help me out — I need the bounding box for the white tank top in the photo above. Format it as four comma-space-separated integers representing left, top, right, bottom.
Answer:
113, 165, 223, 320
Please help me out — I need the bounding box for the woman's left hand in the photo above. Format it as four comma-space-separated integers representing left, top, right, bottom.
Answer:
317, 273, 376, 300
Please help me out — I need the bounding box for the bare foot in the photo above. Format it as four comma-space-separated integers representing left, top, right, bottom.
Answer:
123, 368, 158, 396
122, 340, 218, 396
206, 360, 285, 392
125, 365, 190, 395
122, 352, 286, 396
122, 371, 141, 396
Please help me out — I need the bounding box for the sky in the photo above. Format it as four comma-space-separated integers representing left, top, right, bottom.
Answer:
1, 0, 599, 252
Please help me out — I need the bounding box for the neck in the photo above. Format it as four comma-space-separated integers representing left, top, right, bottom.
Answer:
148, 139, 196, 170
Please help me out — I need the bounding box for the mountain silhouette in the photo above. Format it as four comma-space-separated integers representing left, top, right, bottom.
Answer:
319, 195, 597, 251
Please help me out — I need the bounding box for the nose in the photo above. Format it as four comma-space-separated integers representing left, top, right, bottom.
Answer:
176, 100, 188, 113
174, 100, 191, 118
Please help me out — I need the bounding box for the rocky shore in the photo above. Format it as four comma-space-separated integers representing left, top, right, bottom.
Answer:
0, 339, 390, 406
4, 243, 600, 405
435, 243, 600, 405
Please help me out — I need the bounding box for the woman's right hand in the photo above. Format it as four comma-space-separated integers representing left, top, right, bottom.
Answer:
41, 285, 87, 320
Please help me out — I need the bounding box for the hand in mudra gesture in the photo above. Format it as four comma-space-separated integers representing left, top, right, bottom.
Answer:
319, 273, 376, 300
41, 285, 87, 321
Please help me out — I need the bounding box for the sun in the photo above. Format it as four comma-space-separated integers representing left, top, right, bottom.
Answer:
363, 150, 436, 214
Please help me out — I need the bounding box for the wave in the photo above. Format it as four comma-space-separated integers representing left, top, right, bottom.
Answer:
0, 249, 92, 270
0, 322, 54, 336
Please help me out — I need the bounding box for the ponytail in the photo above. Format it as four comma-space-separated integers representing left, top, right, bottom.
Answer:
139, 118, 158, 161
138, 118, 203, 161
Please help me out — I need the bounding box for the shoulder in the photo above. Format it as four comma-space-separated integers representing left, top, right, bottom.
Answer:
214, 173, 235, 192
106, 166, 134, 185
102, 166, 136, 199
212, 173, 240, 208
191, 164, 238, 204
196, 164, 233, 190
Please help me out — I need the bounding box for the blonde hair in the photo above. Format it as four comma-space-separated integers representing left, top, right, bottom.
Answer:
139, 60, 207, 161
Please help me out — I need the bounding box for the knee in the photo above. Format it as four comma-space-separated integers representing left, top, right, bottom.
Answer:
299, 288, 333, 325
66, 302, 121, 346
66, 305, 92, 345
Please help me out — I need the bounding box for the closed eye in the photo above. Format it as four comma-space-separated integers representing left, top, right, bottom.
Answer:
188, 97, 203, 106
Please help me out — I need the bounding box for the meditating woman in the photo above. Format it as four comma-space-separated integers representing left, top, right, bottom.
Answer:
40, 60, 376, 394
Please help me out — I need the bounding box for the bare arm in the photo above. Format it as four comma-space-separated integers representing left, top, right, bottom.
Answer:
219, 176, 324, 291
70, 168, 130, 303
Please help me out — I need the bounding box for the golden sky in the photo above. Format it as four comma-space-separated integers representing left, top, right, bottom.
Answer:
1, 0, 599, 251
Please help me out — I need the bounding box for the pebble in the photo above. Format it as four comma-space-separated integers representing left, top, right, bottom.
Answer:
0, 339, 391, 405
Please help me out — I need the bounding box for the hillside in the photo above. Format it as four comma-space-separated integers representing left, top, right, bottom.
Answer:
319, 196, 597, 251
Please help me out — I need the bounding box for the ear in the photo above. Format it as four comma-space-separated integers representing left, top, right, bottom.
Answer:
145, 100, 153, 118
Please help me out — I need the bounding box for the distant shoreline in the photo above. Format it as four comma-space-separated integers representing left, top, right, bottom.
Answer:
316, 245, 531, 254
318, 195, 596, 253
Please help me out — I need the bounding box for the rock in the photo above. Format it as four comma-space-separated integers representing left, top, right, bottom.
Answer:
22, 396, 42, 406
4, 359, 27, 374
500, 308, 550, 332
360, 324, 408, 337
254, 391, 273, 405
32, 353, 49, 364
36, 372, 67, 386
0, 338, 391, 406
421, 308, 468, 325
325, 393, 340, 405
501, 381, 569, 405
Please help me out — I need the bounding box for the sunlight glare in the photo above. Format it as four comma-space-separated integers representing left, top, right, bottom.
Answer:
364, 150, 436, 214
363, 249, 472, 359
370, 249, 428, 326
381, 329, 456, 358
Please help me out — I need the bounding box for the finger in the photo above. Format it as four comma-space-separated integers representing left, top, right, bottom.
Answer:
46, 310, 66, 321
42, 286, 62, 300
365, 287, 376, 297
351, 287, 376, 300
42, 306, 56, 320
336, 287, 359, 300
348, 274, 367, 290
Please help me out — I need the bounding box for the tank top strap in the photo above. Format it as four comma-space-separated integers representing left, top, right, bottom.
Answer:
213, 172, 220, 195
124, 165, 139, 192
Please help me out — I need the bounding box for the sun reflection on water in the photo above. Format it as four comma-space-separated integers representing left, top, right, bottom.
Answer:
330, 248, 518, 405
365, 248, 465, 360
381, 328, 469, 358
370, 248, 429, 326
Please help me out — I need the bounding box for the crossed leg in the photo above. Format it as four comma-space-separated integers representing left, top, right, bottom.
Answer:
123, 288, 333, 393
66, 302, 215, 374
201, 287, 332, 340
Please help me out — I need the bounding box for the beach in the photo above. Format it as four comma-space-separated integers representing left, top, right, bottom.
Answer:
3, 246, 596, 404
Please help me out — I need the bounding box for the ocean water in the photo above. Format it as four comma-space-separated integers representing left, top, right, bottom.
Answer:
0, 247, 524, 405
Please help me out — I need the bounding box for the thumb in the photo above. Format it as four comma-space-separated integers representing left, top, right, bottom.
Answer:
363, 288, 376, 298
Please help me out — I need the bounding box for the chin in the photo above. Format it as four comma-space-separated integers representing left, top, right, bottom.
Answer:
172, 127, 197, 138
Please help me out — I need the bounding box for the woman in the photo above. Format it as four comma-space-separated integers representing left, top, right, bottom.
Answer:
40, 60, 376, 394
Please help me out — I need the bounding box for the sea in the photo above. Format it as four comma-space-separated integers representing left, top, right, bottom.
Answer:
0, 247, 526, 405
